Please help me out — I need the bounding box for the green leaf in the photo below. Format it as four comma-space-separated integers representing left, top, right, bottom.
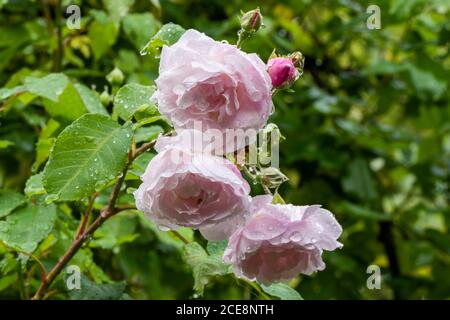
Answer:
0, 189, 25, 218
137, 212, 193, 249
102, 0, 134, 20
91, 213, 139, 250
114, 83, 155, 121
0, 86, 24, 100
261, 283, 303, 300
140, 23, 185, 57
24, 73, 68, 102
25, 173, 46, 197
41, 82, 87, 121
183, 242, 228, 295
134, 125, 163, 143
129, 151, 155, 178
0, 203, 57, 253
33, 138, 55, 172
342, 158, 377, 200
88, 16, 119, 60
68, 274, 126, 300
206, 240, 228, 256
338, 201, 390, 221
43, 114, 132, 201
0, 140, 14, 149
74, 83, 109, 116
23, 74, 106, 120
122, 13, 160, 50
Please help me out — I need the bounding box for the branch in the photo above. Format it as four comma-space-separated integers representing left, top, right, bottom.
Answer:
32, 139, 157, 300
169, 230, 190, 245
75, 192, 98, 240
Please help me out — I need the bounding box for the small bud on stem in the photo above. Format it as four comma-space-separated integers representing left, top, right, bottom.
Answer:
237, 8, 263, 48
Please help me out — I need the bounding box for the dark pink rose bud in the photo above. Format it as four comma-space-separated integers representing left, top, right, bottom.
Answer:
267, 57, 299, 88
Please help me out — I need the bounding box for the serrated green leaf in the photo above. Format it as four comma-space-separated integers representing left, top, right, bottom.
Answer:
183, 242, 228, 295
0, 189, 25, 218
114, 83, 155, 121
0, 203, 57, 253
261, 283, 303, 300
74, 83, 109, 116
68, 274, 126, 300
43, 114, 132, 201
140, 23, 185, 57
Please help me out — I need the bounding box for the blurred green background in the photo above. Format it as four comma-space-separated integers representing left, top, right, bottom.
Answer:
0, 0, 449, 299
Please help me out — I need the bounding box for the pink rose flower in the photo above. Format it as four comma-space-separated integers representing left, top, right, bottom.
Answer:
267, 57, 299, 88
223, 195, 343, 284
152, 29, 273, 152
134, 131, 250, 241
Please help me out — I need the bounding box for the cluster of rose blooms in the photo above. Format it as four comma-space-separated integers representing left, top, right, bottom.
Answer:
135, 12, 342, 285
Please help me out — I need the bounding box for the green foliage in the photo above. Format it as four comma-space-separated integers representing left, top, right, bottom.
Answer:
43, 114, 132, 201
183, 242, 229, 296
0, 0, 448, 300
0, 203, 56, 253
140, 23, 186, 57
114, 83, 156, 121
67, 274, 126, 300
261, 283, 303, 300
0, 189, 25, 218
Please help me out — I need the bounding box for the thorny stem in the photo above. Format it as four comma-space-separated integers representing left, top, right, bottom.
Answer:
32, 139, 158, 300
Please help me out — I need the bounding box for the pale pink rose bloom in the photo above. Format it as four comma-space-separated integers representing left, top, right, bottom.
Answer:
223, 195, 343, 285
134, 131, 250, 241
152, 29, 273, 152
267, 57, 299, 88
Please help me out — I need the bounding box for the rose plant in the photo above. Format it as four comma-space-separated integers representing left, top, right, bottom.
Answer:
0, 7, 342, 300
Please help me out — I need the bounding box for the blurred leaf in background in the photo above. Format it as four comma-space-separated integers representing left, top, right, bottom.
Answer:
0, 0, 448, 299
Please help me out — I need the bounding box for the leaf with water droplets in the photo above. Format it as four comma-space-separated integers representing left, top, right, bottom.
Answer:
140, 23, 185, 57
113, 83, 156, 121
183, 242, 228, 296
0, 203, 57, 253
42, 114, 133, 201
0, 189, 25, 218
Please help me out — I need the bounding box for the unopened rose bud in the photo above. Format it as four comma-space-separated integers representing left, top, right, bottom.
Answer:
267, 57, 299, 88
240, 8, 263, 33
99, 87, 111, 106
